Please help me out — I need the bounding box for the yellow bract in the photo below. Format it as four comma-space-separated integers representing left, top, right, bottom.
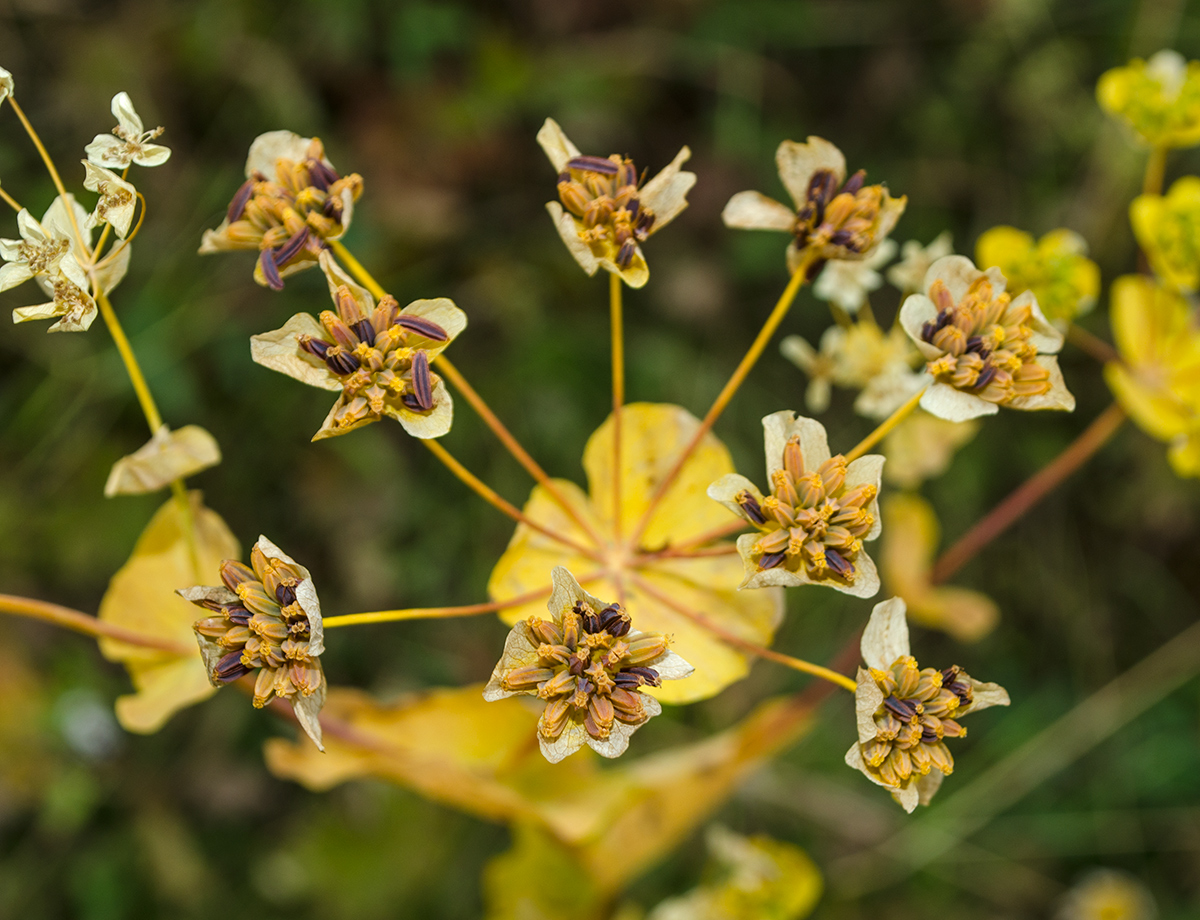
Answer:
880, 494, 998, 642
1104, 275, 1200, 476
975, 226, 1099, 325
1130, 176, 1200, 294
98, 492, 239, 733
1097, 50, 1200, 148
488, 403, 784, 704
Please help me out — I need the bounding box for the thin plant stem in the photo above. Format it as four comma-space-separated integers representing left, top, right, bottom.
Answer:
1067, 323, 1119, 364
0, 593, 192, 654
1143, 145, 1167, 196
8, 96, 88, 250
422, 439, 602, 562
610, 272, 625, 542
324, 572, 604, 629
660, 518, 747, 552
931, 402, 1126, 584
627, 255, 814, 551
629, 573, 858, 692
327, 239, 606, 548
0, 184, 23, 212
844, 386, 927, 462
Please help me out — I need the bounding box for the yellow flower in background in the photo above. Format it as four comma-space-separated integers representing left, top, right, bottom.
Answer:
881, 494, 998, 642
845, 597, 1009, 813
1057, 869, 1157, 920
1130, 175, 1200, 293
1097, 50, 1200, 148
538, 118, 696, 289
722, 136, 905, 272
976, 226, 1100, 326
1104, 275, 1200, 476
882, 410, 979, 489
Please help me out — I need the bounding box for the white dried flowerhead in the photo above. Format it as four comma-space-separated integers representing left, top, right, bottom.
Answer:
85, 92, 170, 169
82, 161, 137, 238
0, 66, 13, 105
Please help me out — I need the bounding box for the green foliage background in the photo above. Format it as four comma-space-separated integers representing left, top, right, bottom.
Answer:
1, 0, 1199, 916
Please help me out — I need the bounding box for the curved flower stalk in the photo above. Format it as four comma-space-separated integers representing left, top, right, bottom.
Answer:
845, 597, 1009, 812
1097, 50, 1200, 149
899, 255, 1075, 422
975, 226, 1100, 326
84, 92, 171, 169
537, 118, 696, 289
199, 131, 363, 290
812, 238, 896, 314
484, 566, 693, 763
1104, 275, 1200, 476
179, 536, 326, 750
707, 411, 883, 597
721, 136, 905, 273
887, 231, 953, 294
250, 252, 466, 440
1130, 176, 1200, 294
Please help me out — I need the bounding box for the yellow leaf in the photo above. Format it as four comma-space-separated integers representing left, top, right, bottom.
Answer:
488, 403, 784, 704
98, 492, 239, 733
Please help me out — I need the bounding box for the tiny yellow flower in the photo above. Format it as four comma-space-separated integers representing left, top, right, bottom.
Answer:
1130, 175, 1200, 294
484, 566, 693, 763
845, 597, 1009, 813
251, 252, 466, 441
722, 136, 906, 272
179, 536, 326, 750
1097, 50, 1200, 149
84, 92, 171, 168
708, 411, 884, 597
1057, 869, 1156, 920
976, 226, 1100, 325
537, 118, 696, 289
1104, 274, 1200, 477
200, 131, 363, 290
900, 255, 1075, 421
887, 231, 953, 294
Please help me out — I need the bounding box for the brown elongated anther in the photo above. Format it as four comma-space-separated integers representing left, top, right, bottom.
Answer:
227, 178, 256, 223
220, 560, 257, 592
411, 350, 433, 411
274, 228, 311, 267
259, 248, 284, 291
568, 155, 620, 175
397, 314, 449, 342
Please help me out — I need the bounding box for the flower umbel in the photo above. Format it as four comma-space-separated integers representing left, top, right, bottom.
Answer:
484, 566, 693, 763
722, 136, 905, 272
199, 131, 363, 290
1097, 49, 1200, 149
178, 536, 326, 750
845, 597, 1009, 812
900, 254, 1075, 422
250, 252, 466, 440
84, 91, 171, 169
708, 411, 884, 597
975, 226, 1100, 326
538, 118, 695, 289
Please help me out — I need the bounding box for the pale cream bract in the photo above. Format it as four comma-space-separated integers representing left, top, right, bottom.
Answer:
84, 92, 171, 169
82, 161, 137, 238
104, 425, 222, 497
887, 231, 953, 294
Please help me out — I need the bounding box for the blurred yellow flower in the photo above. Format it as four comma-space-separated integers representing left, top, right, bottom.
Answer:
881, 494, 998, 642
845, 597, 1009, 813
882, 410, 978, 489
1097, 50, 1200, 148
1057, 869, 1157, 920
888, 231, 953, 294
722, 136, 905, 272
1104, 275, 1200, 476
1130, 175, 1200, 294
976, 226, 1100, 325
538, 118, 695, 289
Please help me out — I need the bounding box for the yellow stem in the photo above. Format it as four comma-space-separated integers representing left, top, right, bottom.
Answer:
1142, 145, 1167, 197
96, 289, 163, 431
0, 593, 192, 654
844, 385, 927, 462
330, 239, 386, 299
829, 302, 854, 328
8, 97, 88, 251
0, 184, 23, 212
626, 255, 814, 551
422, 439, 602, 562
324, 573, 604, 628
630, 574, 857, 692
610, 272, 624, 542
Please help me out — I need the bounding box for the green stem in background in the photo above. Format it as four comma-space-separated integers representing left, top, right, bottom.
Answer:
1067, 323, 1119, 364
844, 386, 926, 463
0, 593, 191, 654
1142, 145, 1167, 196
626, 255, 816, 552
610, 272, 625, 543
931, 402, 1126, 585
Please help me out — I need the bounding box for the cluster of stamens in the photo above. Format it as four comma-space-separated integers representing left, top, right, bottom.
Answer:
557, 155, 655, 269
501, 600, 668, 743
189, 546, 323, 709
859, 657, 973, 788
736, 435, 876, 583
222, 138, 363, 289
920, 276, 1053, 405
17, 236, 71, 275
298, 284, 449, 431
794, 168, 886, 256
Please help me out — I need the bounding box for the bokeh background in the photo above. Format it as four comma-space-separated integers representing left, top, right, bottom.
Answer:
1, 0, 1199, 916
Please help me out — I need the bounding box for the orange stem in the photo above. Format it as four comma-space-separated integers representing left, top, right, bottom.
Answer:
0, 593, 192, 654
610, 273, 625, 543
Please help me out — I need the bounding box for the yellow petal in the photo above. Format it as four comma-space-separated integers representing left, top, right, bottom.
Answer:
483, 824, 601, 920
103, 425, 222, 497
98, 492, 239, 733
